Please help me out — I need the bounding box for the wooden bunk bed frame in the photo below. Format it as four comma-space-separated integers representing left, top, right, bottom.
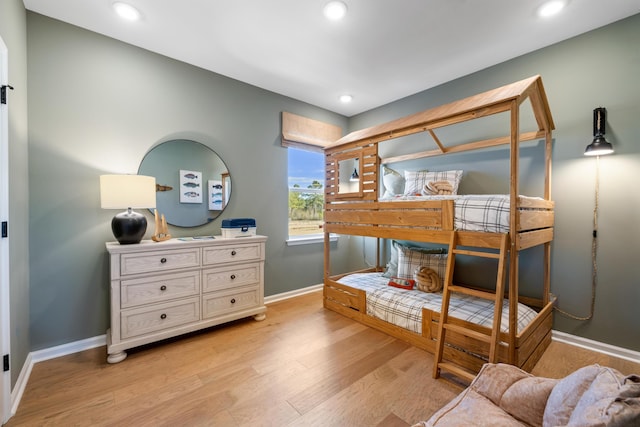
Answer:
322, 75, 556, 376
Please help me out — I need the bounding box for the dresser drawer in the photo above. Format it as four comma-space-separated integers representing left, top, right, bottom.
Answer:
202, 263, 261, 293
121, 297, 200, 339
120, 248, 200, 276
121, 271, 200, 308
202, 242, 262, 266
202, 287, 259, 319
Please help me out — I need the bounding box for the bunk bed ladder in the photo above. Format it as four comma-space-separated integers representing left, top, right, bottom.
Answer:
433, 231, 510, 383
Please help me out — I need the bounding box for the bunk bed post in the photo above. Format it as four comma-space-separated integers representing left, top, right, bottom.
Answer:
323, 148, 331, 302
508, 100, 520, 364
324, 231, 330, 283
543, 131, 553, 305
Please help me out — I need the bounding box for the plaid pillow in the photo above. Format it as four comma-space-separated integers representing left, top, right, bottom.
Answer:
396, 242, 447, 282
403, 170, 463, 196
383, 240, 446, 278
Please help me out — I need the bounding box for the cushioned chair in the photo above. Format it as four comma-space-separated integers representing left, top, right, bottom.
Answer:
414, 363, 640, 427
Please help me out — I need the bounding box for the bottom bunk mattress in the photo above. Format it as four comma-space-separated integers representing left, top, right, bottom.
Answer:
337, 272, 537, 335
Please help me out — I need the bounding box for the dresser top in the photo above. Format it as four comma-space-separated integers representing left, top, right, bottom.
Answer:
106, 235, 268, 254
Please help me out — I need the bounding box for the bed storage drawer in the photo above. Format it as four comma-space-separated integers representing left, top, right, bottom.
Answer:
324, 281, 366, 312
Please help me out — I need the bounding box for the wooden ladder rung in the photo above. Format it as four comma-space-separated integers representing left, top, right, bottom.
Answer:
448, 285, 498, 301
443, 323, 492, 343
437, 362, 476, 383
451, 248, 501, 259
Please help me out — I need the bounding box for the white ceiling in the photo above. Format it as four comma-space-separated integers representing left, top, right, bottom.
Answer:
23, 0, 640, 117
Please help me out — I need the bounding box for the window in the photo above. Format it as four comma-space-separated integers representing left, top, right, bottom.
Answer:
288, 148, 324, 241
281, 111, 341, 245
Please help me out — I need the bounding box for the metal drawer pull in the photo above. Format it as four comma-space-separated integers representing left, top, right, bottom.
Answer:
160, 258, 167, 263
230, 274, 236, 280
231, 250, 237, 256
230, 298, 236, 304
160, 285, 167, 291
160, 313, 167, 319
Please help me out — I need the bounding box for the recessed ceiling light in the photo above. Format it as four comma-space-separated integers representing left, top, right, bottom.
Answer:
323, 1, 348, 21
537, 1, 566, 18
340, 94, 353, 103
112, 2, 141, 21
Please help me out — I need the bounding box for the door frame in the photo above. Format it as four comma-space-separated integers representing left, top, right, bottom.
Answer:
0, 34, 12, 423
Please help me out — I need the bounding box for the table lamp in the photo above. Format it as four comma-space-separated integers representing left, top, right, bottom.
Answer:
100, 174, 156, 244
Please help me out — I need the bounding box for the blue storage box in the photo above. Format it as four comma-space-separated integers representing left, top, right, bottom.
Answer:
221, 218, 256, 238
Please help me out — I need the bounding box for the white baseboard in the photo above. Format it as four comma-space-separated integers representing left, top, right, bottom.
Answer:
30, 335, 107, 364
9, 335, 106, 417
10, 352, 31, 418
551, 330, 640, 363
264, 283, 323, 304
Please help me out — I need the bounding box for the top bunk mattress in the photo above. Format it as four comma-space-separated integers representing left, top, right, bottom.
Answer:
380, 194, 545, 233
338, 272, 537, 336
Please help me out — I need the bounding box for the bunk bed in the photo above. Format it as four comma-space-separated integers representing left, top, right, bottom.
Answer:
322, 75, 556, 380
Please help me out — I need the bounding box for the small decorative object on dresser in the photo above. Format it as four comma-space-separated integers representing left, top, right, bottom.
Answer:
221, 218, 257, 238
105, 235, 267, 363
151, 209, 171, 242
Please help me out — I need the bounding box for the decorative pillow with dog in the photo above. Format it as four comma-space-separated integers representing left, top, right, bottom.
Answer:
387, 278, 416, 290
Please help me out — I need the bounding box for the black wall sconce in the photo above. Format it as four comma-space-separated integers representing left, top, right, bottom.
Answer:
557, 107, 617, 321
584, 107, 614, 156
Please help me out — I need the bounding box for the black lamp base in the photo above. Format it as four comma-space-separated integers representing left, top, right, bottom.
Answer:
112, 208, 147, 244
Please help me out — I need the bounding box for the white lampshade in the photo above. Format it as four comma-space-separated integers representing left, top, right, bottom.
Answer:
100, 175, 156, 209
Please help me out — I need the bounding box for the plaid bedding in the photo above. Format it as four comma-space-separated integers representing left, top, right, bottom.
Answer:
338, 272, 537, 335
379, 194, 544, 233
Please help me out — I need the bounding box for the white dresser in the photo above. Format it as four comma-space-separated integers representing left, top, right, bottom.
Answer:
106, 235, 267, 363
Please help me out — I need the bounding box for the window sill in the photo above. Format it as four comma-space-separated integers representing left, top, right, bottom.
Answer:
286, 234, 338, 246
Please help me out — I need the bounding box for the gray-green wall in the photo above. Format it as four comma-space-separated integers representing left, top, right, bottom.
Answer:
0, 0, 30, 387
21, 9, 640, 361
349, 14, 640, 351
26, 12, 353, 351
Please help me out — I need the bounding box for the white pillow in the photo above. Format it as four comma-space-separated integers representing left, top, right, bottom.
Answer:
403, 170, 463, 196
382, 166, 404, 198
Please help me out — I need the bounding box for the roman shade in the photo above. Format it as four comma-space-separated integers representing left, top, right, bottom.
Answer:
281, 111, 342, 153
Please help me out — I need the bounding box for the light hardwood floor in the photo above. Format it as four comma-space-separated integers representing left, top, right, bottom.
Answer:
6, 290, 640, 426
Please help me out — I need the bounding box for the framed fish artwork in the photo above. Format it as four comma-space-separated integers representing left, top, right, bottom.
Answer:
179, 169, 202, 203
208, 180, 223, 210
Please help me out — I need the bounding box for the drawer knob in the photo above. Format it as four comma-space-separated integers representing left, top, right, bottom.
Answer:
231, 250, 237, 256
230, 274, 236, 280
160, 313, 167, 319
160, 285, 167, 291
230, 298, 236, 304
160, 258, 167, 264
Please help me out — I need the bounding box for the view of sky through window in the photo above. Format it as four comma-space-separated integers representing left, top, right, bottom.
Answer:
288, 148, 324, 188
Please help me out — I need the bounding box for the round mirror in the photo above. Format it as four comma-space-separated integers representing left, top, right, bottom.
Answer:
138, 139, 231, 227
